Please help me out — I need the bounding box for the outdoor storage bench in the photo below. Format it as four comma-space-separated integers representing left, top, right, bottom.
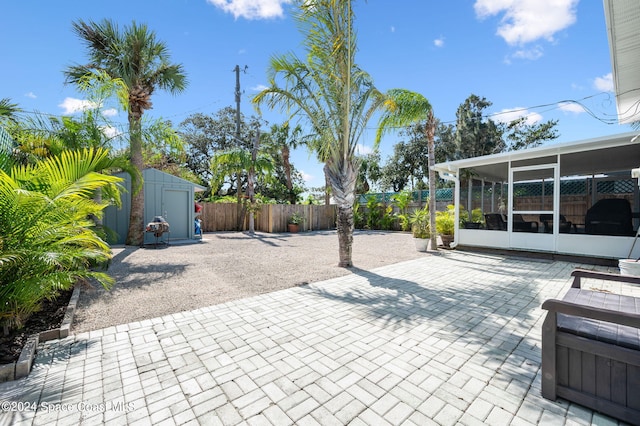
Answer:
541, 269, 640, 424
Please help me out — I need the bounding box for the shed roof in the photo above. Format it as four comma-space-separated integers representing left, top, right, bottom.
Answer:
118, 168, 206, 192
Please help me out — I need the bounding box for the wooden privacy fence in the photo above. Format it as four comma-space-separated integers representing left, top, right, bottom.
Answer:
198, 203, 337, 233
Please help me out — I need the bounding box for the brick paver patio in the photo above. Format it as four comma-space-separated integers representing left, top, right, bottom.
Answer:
1, 250, 636, 425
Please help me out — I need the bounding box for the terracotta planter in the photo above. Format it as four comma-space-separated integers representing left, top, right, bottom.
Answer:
287, 223, 300, 233
440, 235, 454, 248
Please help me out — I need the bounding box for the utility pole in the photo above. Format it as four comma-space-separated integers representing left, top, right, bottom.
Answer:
234, 65, 244, 146
233, 65, 247, 230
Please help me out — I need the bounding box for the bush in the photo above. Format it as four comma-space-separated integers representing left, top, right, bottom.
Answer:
0, 149, 120, 333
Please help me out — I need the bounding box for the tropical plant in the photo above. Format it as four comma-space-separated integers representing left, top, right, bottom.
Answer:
210, 147, 274, 232
365, 195, 383, 230
377, 89, 437, 251
471, 208, 484, 224
0, 148, 122, 333
254, 0, 415, 267
409, 205, 430, 239
0, 98, 20, 124
379, 205, 395, 231
462, 207, 485, 226
390, 190, 412, 231
436, 205, 457, 236
288, 212, 305, 225
267, 122, 304, 204
65, 19, 187, 246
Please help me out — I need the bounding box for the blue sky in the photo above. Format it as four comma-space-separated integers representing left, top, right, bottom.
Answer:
0, 0, 629, 190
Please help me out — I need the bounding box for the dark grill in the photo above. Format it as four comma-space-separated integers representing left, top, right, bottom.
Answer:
145, 216, 170, 246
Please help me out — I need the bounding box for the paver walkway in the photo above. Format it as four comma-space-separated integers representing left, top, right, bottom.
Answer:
1, 251, 636, 425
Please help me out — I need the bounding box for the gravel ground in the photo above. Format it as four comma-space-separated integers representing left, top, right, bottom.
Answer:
72, 230, 431, 333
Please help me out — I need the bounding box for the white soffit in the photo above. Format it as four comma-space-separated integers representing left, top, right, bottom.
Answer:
604, 0, 640, 124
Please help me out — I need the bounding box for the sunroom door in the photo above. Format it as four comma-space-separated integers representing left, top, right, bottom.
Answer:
509, 164, 558, 252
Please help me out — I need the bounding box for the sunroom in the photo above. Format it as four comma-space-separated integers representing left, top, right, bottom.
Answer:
432, 131, 640, 260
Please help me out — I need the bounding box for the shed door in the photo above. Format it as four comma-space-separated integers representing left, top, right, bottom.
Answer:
163, 189, 189, 239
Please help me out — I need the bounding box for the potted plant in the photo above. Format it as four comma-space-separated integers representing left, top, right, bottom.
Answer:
287, 212, 304, 233
436, 205, 456, 248
409, 206, 430, 251
463, 207, 485, 229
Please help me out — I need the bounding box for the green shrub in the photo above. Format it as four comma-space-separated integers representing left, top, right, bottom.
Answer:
0, 148, 120, 333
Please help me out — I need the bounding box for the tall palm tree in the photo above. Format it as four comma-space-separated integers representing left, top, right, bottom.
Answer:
0, 148, 122, 333
377, 89, 436, 250
254, 0, 389, 267
65, 19, 187, 246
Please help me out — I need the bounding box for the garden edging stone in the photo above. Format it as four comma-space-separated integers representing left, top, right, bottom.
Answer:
0, 285, 80, 383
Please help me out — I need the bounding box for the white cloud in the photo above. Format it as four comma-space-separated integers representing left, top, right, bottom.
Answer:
434, 37, 445, 48
24, 92, 36, 99
207, 0, 292, 20
355, 144, 373, 155
251, 84, 269, 92
474, 0, 578, 46
300, 170, 313, 183
494, 108, 542, 125
101, 125, 122, 139
58, 97, 98, 115
102, 108, 118, 117
511, 45, 544, 60
594, 72, 614, 92
558, 102, 586, 114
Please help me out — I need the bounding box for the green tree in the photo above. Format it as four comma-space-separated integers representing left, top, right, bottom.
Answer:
377, 89, 437, 250
254, 0, 398, 267
179, 108, 260, 196
446, 94, 559, 161
65, 19, 187, 246
380, 126, 430, 192
210, 147, 274, 232
453, 94, 503, 159
502, 116, 559, 151
0, 148, 122, 333
266, 122, 304, 204
356, 151, 381, 194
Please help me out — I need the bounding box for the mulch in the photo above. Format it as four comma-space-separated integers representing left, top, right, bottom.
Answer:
0, 289, 73, 364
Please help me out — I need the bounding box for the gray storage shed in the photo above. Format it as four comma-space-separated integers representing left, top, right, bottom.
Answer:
103, 168, 205, 245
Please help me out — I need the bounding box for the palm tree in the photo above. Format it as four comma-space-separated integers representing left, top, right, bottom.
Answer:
268, 122, 304, 204
210, 147, 274, 233
254, 0, 390, 267
377, 89, 436, 250
0, 148, 122, 333
0, 98, 20, 124
65, 19, 187, 246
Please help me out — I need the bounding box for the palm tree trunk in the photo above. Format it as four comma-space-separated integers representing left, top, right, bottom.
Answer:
248, 131, 258, 234
324, 169, 331, 206
336, 204, 354, 267
282, 145, 296, 205
325, 161, 356, 267
126, 111, 145, 246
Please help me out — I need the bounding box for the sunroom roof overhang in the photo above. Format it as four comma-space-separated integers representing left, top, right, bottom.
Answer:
432, 131, 640, 182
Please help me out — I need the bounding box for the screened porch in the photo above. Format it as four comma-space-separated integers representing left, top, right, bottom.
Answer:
432, 131, 640, 260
